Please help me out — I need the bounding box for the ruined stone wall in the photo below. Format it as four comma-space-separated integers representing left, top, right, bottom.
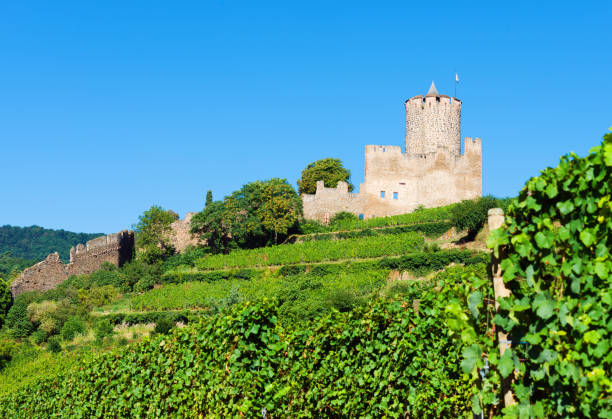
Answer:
10, 230, 134, 298
169, 212, 199, 253
360, 138, 481, 217
302, 181, 365, 223
301, 138, 482, 222
405, 95, 461, 156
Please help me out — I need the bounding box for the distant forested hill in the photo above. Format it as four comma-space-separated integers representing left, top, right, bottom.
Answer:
0, 225, 103, 263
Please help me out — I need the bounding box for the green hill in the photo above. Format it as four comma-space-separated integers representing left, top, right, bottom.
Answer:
0, 225, 104, 263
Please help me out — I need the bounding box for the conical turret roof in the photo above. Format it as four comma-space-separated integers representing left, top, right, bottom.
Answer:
425, 81, 439, 97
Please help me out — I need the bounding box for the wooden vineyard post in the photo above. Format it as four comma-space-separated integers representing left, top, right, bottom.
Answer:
487, 208, 516, 407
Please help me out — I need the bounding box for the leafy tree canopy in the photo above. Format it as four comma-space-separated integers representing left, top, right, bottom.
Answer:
297, 158, 353, 194
0, 226, 102, 262
134, 206, 179, 263
191, 178, 302, 253
0, 279, 11, 330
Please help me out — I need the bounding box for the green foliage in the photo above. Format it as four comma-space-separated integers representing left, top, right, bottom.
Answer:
305, 201, 456, 232
329, 211, 357, 225
455, 132, 612, 417
288, 221, 453, 243
94, 318, 114, 342
3, 293, 38, 338
192, 231, 425, 270
77, 285, 120, 310
0, 339, 14, 371
0, 253, 35, 278
45, 336, 61, 353
450, 196, 511, 239
0, 225, 103, 262
297, 157, 354, 194
191, 178, 303, 253
153, 317, 174, 335
134, 205, 178, 263
0, 293, 474, 417
59, 317, 86, 341
100, 310, 194, 326
31, 330, 47, 345
205, 190, 213, 207
0, 279, 11, 329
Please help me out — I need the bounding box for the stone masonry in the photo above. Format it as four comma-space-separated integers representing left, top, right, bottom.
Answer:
10, 230, 135, 298
169, 212, 199, 253
302, 82, 482, 222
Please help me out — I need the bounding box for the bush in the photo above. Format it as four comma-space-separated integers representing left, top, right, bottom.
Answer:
329, 211, 357, 226
94, 319, 114, 342
0, 339, 14, 370
153, 317, 174, 335
3, 293, 38, 338
134, 275, 155, 292
77, 285, 119, 310
0, 279, 11, 330
60, 317, 86, 341
46, 336, 61, 353
31, 330, 48, 345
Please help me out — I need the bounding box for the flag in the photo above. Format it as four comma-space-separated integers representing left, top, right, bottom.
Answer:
455, 73, 459, 83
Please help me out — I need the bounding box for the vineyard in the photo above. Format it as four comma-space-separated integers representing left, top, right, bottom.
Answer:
0, 133, 609, 417
190, 231, 425, 270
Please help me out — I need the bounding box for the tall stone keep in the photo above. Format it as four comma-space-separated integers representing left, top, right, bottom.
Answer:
302, 81, 482, 223
405, 82, 461, 156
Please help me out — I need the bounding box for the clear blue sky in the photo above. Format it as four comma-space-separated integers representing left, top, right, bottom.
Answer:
1, 1, 610, 233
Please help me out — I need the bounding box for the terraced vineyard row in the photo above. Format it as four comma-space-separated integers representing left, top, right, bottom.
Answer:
191, 231, 425, 270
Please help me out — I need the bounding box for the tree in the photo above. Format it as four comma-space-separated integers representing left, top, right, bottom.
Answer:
134, 206, 179, 263
205, 190, 213, 207
258, 180, 303, 244
297, 158, 353, 195
191, 179, 302, 252
0, 278, 11, 329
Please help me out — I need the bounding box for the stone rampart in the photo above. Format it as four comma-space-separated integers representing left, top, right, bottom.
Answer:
302, 181, 365, 223
10, 230, 134, 298
169, 212, 199, 252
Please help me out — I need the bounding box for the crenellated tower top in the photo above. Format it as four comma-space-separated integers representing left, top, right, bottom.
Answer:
404, 82, 462, 156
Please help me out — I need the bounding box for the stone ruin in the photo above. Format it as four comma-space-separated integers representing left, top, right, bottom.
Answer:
10, 230, 135, 298
169, 212, 199, 253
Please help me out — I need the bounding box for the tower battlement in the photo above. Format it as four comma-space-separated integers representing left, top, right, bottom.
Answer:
404, 82, 461, 156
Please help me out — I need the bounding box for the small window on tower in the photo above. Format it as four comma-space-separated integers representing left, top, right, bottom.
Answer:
393, 192, 398, 200
380, 191, 385, 198
382, 147, 386, 152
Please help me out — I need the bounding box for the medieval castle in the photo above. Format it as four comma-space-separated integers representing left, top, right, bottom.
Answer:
302, 82, 482, 222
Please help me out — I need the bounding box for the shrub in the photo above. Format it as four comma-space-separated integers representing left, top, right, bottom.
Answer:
60, 317, 86, 341
31, 330, 48, 345
46, 336, 61, 353
0, 279, 11, 330
153, 317, 174, 335
4, 293, 38, 338
134, 275, 155, 292
329, 211, 357, 226
94, 319, 114, 342
0, 339, 14, 370
77, 285, 119, 310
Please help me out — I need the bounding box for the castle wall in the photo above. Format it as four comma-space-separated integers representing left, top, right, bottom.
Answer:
405, 95, 461, 156
10, 230, 134, 298
360, 138, 481, 217
169, 212, 199, 252
302, 181, 365, 223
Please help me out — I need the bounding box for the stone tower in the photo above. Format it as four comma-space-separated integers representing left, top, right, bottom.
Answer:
404, 82, 461, 156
